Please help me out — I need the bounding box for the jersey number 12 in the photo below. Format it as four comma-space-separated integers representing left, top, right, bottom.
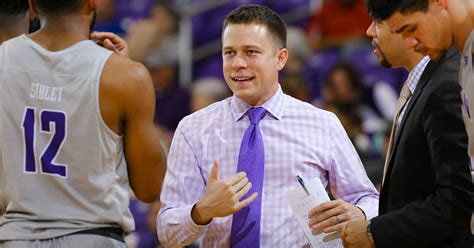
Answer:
22, 107, 67, 177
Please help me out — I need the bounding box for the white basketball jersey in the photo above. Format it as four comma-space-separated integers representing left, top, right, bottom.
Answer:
0, 35, 134, 240
459, 30, 474, 235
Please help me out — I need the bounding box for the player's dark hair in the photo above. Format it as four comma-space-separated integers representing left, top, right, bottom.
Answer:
0, 0, 29, 16
366, 0, 429, 20
33, 0, 86, 15
223, 4, 287, 49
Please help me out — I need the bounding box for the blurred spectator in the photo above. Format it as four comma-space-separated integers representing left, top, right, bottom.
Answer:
372, 80, 400, 121
126, 198, 161, 248
127, 1, 179, 63
133, 2, 187, 135
190, 77, 230, 112
320, 62, 384, 156
280, 26, 312, 102
306, 0, 371, 50
116, 0, 157, 20
364, 122, 392, 191
148, 54, 190, 135
147, 201, 164, 248
94, 0, 126, 36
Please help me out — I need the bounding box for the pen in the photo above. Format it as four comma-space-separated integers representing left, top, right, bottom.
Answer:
296, 175, 310, 196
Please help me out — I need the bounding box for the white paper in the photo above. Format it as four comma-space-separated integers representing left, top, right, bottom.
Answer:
285, 177, 343, 248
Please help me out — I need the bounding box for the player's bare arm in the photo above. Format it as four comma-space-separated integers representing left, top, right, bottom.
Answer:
100, 54, 166, 203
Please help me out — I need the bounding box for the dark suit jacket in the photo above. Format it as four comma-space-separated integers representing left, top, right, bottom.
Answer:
371, 49, 474, 248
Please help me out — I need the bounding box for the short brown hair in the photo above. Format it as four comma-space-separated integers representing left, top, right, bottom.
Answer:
223, 4, 287, 49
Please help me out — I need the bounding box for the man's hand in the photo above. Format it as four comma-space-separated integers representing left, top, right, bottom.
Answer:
342, 221, 375, 248
191, 161, 258, 225
91, 32, 129, 57
308, 199, 366, 234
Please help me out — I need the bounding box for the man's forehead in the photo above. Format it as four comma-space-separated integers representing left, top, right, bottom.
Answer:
373, 18, 388, 26
385, 12, 411, 33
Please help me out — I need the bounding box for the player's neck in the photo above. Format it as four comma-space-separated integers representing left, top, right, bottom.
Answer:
30, 15, 92, 52
0, 15, 28, 44
453, 0, 474, 52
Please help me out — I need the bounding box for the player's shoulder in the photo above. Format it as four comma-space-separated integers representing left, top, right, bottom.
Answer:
0, 43, 3, 72
428, 48, 462, 91
99, 53, 154, 112
105, 54, 149, 78
102, 53, 152, 88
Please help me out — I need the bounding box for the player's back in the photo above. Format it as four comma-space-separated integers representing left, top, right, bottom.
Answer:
0, 34, 134, 240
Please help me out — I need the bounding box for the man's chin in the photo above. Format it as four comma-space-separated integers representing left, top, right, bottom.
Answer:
232, 89, 250, 99
374, 54, 392, 68
379, 58, 392, 69
428, 50, 446, 61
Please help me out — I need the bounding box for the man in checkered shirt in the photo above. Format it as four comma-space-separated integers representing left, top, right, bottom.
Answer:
157, 4, 379, 247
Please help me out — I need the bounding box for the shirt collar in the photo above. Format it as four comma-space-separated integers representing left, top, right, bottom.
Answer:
406, 56, 430, 94
230, 84, 285, 122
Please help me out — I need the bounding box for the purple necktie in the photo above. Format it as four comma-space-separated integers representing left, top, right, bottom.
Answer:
230, 107, 266, 248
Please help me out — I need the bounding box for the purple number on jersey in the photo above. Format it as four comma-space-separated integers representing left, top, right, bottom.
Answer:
22, 108, 36, 173
22, 107, 67, 177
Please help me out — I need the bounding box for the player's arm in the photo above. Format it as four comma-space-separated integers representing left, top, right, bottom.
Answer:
101, 54, 166, 203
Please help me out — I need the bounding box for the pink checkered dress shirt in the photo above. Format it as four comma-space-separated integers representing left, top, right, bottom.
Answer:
158, 86, 379, 247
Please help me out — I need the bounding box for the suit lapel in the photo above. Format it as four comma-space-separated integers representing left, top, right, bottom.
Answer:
393, 60, 440, 146
382, 59, 442, 187
391, 50, 457, 154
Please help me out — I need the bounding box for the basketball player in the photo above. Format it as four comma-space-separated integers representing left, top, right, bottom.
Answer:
1, 0, 128, 56
0, 0, 166, 247
363, 0, 474, 239
0, 0, 29, 43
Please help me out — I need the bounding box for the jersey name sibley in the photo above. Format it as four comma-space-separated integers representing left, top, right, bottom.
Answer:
30, 83, 63, 102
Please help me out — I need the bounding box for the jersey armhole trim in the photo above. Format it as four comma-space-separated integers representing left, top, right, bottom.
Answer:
0, 45, 4, 73
94, 51, 123, 140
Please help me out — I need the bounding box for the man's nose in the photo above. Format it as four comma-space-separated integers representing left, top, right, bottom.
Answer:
232, 53, 247, 69
366, 21, 376, 38
403, 36, 419, 50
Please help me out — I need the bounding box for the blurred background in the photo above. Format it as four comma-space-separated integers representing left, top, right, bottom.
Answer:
93, 0, 408, 247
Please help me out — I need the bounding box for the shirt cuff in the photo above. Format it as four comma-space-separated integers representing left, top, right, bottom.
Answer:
356, 199, 378, 220
181, 203, 213, 237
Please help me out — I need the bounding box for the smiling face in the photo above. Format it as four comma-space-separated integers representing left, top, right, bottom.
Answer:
222, 23, 288, 106
386, 2, 452, 61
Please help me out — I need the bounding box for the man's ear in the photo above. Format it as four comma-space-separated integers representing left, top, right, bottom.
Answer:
433, 0, 448, 10
276, 48, 289, 71
87, 0, 97, 13
28, 0, 39, 16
